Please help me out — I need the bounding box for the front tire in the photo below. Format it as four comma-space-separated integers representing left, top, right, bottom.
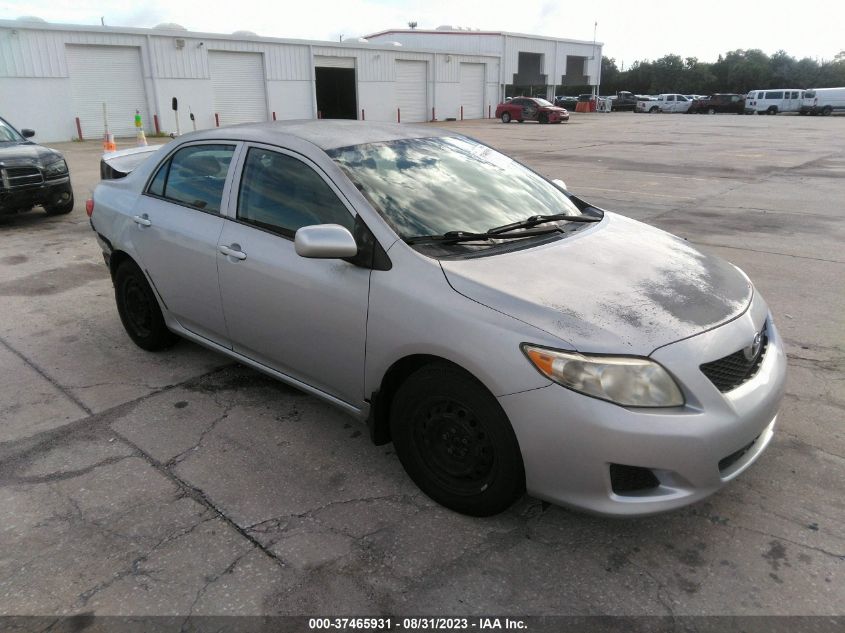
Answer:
389, 363, 525, 516
114, 260, 178, 351
707, 107, 716, 115
501, 112, 511, 123
44, 193, 74, 216
649, 106, 659, 113
822, 106, 833, 116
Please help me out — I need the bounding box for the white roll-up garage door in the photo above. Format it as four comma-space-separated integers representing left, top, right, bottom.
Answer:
459, 63, 485, 119
65, 45, 150, 138
208, 51, 268, 126
395, 60, 427, 123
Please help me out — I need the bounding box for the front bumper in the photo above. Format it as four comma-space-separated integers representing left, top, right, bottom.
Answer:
498, 293, 787, 516
0, 177, 72, 214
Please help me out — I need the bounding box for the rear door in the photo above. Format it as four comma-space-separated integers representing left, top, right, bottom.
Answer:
130, 141, 239, 347
216, 144, 371, 406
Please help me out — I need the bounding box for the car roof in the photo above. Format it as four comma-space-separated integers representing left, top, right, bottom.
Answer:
174, 119, 450, 151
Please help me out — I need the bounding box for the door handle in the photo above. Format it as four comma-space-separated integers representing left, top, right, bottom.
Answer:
219, 244, 247, 261
132, 214, 151, 227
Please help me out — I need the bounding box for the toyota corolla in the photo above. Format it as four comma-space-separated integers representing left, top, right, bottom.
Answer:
89, 121, 786, 517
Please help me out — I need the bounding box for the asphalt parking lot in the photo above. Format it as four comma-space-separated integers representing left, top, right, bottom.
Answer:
0, 113, 843, 623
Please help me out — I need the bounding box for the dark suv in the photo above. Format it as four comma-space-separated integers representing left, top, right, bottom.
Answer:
687, 94, 745, 115
0, 116, 74, 216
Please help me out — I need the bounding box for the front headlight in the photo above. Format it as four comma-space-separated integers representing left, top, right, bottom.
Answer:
522, 345, 685, 408
44, 159, 68, 178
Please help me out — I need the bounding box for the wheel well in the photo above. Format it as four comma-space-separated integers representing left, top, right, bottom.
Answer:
109, 250, 133, 279
367, 355, 482, 446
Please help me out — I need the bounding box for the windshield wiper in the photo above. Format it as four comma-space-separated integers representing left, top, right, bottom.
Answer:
487, 212, 600, 235
406, 226, 563, 245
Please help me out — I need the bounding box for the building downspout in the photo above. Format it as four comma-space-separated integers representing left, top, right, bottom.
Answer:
432, 53, 437, 120
309, 44, 317, 119
145, 34, 161, 133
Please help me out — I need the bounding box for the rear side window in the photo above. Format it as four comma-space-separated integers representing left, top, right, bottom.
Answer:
147, 144, 235, 213
765, 91, 783, 99
236, 147, 354, 237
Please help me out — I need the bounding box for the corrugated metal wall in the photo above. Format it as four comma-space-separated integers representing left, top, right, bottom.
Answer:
0, 22, 506, 140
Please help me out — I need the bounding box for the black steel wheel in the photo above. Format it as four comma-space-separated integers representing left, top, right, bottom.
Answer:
390, 363, 525, 516
114, 260, 177, 351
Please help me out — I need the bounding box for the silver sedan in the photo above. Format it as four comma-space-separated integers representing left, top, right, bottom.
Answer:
90, 121, 786, 517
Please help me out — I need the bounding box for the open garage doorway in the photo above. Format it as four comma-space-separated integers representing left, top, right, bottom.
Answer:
315, 65, 357, 120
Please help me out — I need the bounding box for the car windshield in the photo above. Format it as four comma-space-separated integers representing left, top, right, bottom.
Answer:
534, 98, 554, 107
328, 136, 583, 239
0, 119, 24, 143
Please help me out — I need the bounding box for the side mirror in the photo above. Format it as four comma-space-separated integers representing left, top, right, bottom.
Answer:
294, 224, 358, 259
552, 178, 567, 191
21, 129, 35, 138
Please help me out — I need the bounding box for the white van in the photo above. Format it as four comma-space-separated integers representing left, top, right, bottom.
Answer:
800, 87, 845, 116
745, 89, 804, 114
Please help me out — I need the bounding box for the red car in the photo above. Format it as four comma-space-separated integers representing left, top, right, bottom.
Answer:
495, 97, 570, 124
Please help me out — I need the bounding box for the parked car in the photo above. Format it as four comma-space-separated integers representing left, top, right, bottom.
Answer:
800, 87, 845, 116
745, 89, 804, 114
89, 121, 786, 517
0, 116, 74, 216
495, 97, 569, 124
687, 94, 746, 115
554, 95, 578, 109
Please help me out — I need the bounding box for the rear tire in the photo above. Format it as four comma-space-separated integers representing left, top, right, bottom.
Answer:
389, 363, 525, 516
501, 112, 511, 123
114, 260, 178, 351
44, 193, 74, 216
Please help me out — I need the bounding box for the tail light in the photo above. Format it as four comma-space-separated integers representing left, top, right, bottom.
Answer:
85, 197, 94, 217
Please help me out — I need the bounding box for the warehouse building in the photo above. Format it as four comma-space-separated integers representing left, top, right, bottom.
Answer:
0, 18, 602, 142
366, 27, 602, 101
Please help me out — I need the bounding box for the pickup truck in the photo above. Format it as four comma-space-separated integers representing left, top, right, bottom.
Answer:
610, 91, 638, 111
636, 94, 692, 113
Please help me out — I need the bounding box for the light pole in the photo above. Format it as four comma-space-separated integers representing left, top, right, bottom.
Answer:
592, 21, 600, 100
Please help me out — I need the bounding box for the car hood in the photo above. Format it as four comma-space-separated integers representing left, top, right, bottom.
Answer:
0, 142, 63, 167
440, 212, 752, 356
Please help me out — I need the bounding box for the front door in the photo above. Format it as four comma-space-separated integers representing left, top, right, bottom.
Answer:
216, 144, 370, 406
130, 142, 238, 347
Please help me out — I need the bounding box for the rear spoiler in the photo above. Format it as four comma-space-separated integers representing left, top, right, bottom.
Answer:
100, 145, 162, 180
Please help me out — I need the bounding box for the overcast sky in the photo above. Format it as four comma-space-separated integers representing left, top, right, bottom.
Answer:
1, 0, 843, 65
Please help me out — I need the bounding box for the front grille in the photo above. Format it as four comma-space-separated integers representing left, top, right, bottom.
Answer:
1, 166, 43, 189
700, 326, 768, 392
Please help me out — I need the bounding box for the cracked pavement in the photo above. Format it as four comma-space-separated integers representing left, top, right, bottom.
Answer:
0, 114, 842, 618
